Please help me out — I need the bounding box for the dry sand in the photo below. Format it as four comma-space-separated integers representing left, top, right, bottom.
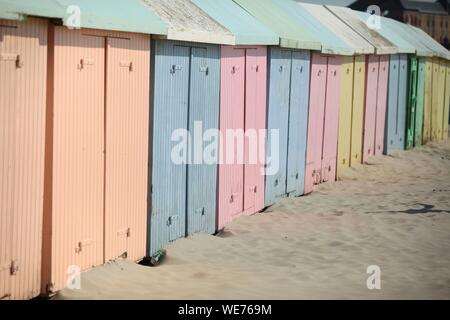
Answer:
56, 135, 450, 300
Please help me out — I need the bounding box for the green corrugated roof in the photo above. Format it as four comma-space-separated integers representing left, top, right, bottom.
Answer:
0, 0, 167, 35
191, 0, 278, 45
232, 0, 321, 50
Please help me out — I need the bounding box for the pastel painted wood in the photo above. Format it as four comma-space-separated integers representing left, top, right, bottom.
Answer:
217, 45, 267, 229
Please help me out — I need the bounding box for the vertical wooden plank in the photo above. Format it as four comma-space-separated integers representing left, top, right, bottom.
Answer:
264, 48, 291, 206
243, 49, 258, 212
422, 58, 433, 144
444, 61, 450, 139
405, 57, 418, 150
305, 53, 327, 194
0, 19, 17, 301
437, 60, 446, 140
150, 41, 190, 255
415, 58, 426, 146
187, 44, 220, 236
337, 56, 353, 178
286, 50, 310, 195
49, 28, 105, 291
385, 54, 399, 155
104, 34, 150, 262
374, 55, 389, 156
321, 56, 341, 183
350, 55, 366, 165
363, 55, 379, 162
397, 54, 408, 149
431, 58, 440, 141
218, 46, 245, 229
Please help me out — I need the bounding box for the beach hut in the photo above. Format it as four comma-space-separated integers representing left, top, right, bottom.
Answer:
407, 26, 450, 141
374, 17, 435, 150
142, 0, 234, 255
272, 1, 363, 183
297, 3, 374, 187
232, 0, 320, 204
354, 12, 431, 150
40, 0, 166, 294
0, 10, 48, 300
190, 0, 278, 229
326, 6, 396, 161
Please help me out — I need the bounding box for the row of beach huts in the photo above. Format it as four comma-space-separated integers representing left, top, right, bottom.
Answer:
0, 0, 449, 299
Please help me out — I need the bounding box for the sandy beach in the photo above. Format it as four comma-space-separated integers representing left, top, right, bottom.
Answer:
56, 134, 450, 300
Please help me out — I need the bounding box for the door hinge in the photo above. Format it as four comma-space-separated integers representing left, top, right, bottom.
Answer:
10, 260, 18, 276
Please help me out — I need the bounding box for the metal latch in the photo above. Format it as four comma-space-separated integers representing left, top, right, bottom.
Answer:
117, 227, 131, 238
170, 64, 182, 74
231, 65, 240, 74
249, 185, 257, 193
199, 66, 209, 75
279, 65, 287, 72
167, 215, 179, 226
78, 58, 94, 70
120, 60, 133, 72
230, 192, 239, 203
195, 208, 205, 216
251, 65, 259, 72
0, 53, 22, 68
75, 239, 93, 253
10, 260, 18, 275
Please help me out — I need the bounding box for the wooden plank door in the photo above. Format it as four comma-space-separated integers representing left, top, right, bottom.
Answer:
187, 45, 220, 235
218, 46, 245, 229
406, 57, 418, 149
321, 56, 341, 183
50, 28, 105, 291
104, 35, 150, 262
415, 58, 426, 146
150, 41, 190, 254
286, 50, 310, 195
363, 55, 379, 162
374, 55, 389, 156
264, 48, 291, 206
337, 56, 354, 178
351, 55, 366, 165
422, 59, 433, 144
305, 53, 327, 194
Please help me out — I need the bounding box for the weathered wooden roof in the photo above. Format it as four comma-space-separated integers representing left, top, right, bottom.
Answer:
142, 0, 234, 45
298, 3, 374, 55
382, 17, 436, 57
408, 25, 450, 60
232, 0, 321, 50
0, 0, 167, 35
191, 0, 278, 45
273, 0, 354, 55
355, 11, 416, 54
326, 5, 397, 55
